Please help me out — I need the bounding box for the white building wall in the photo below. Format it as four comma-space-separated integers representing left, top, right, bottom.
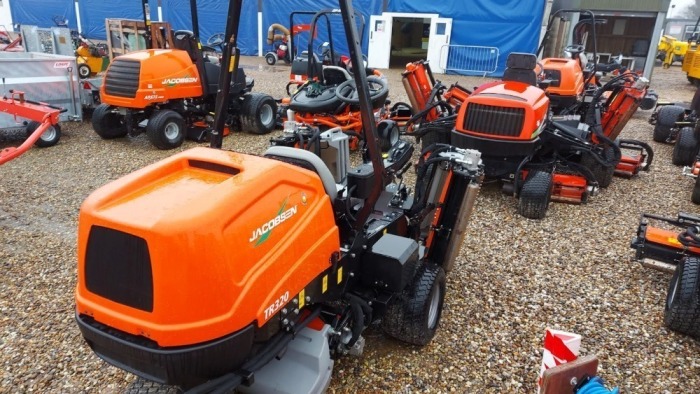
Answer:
0, 0, 13, 31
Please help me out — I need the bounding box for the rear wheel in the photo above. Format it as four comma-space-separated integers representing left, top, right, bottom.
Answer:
146, 110, 186, 150
420, 128, 450, 153
693, 176, 700, 204
25, 121, 61, 148
518, 170, 553, 220
653, 105, 685, 142
672, 127, 699, 166
580, 146, 616, 188
241, 93, 277, 134
92, 104, 127, 139
664, 257, 700, 338
382, 263, 446, 346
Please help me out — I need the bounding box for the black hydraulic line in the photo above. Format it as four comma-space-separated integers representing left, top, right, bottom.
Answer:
189, 0, 200, 39
339, 0, 385, 231
210, 0, 243, 149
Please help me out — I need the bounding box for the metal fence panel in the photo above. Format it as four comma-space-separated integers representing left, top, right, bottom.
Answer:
440, 45, 500, 76
0, 52, 83, 128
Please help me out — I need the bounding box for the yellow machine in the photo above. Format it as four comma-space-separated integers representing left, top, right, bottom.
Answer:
75, 37, 110, 78
658, 35, 689, 68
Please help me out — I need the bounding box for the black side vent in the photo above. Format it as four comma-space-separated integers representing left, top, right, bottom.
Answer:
188, 160, 240, 175
464, 103, 526, 137
104, 59, 141, 98
85, 226, 153, 312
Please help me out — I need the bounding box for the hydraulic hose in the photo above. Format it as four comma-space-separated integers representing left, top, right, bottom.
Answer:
678, 225, 700, 247
576, 376, 620, 394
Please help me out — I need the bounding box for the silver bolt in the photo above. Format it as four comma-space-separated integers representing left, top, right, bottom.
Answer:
294, 308, 299, 314
281, 308, 288, 315
350, 253, 356, 258
292, 298, 298, 305
305, 296, 311, 302
570, 377, 578, 386
282, 318, 289, 325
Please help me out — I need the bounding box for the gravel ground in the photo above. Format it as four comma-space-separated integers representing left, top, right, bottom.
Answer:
1, 57, 699, 393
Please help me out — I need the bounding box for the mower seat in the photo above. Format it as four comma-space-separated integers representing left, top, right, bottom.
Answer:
503, 52, 538, 86
173, 30, 202, 63
322, 66, 351, 86
263, 146, 338, 200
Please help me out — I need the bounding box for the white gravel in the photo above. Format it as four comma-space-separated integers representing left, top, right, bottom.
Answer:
1, 57, 699, 393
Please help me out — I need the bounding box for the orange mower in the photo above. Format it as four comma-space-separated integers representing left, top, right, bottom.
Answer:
75, 1, 485, 392
91, 0, 276, 150
631, 212, 700, 338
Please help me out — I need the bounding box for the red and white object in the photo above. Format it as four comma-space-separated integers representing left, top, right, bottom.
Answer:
537, 328, 581, 393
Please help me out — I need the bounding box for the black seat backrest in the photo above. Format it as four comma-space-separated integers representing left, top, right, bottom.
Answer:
503, 52, 538, 86
291, 51, 323, 79
173, 31, 201, 62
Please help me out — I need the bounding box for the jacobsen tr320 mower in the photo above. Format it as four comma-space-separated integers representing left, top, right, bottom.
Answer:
91, 0, 276, 150
74, 1, 484, 392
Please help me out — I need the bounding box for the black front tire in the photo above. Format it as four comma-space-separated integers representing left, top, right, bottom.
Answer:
672, 127, 699, 166
26, 121, 61, 148
664, 257, 700, 338
78, 63, 91, 78
92, 104, 127, 139
241, 93, 277, 134
146, 110, 186, 150
518, 171, 553, 220
653, 105, 685, 142
126, 378, 180, 394
692, 175, 700, 204
382, 264, 446, 346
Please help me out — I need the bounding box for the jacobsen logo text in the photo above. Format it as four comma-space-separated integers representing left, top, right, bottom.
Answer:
249, 205, 298, 245
162, 77, 198, 85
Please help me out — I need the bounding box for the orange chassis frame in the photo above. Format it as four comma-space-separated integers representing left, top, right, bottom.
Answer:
0, 91, 62, 165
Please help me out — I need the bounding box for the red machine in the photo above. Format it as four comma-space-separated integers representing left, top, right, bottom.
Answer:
0, 90, 63, 165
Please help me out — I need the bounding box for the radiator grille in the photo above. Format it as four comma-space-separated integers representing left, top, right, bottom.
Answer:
85, 226, 153, 312
104, 59, 141, 98
464, 103, 526, 137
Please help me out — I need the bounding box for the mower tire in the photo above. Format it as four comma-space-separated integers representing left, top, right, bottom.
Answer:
241, 93, 277, 134
518, 171, 553, 220
664, 257, 700, 338
653, 105, 685, 142
92, 104, 127, 139
265, 52, 277, 66
382, 263, 446, 346
146, 110, 186, 150
672, 127, 699, 166
26, 121, 61, 148
581, 146, 616, 188
693, 176, 700, 204
126, 378, 180, 394
78, 63, 91, 79
420, 128, 450, 153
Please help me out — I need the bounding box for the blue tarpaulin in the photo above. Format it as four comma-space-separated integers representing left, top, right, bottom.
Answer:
261, 0, 382, 59
11, 0, 544, 75
388, 0, 545, 76
161, 0, 259, 55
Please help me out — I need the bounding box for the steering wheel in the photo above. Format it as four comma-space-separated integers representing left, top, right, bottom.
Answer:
564, 44, 586, 56
207, 32, 225, 48
335, 76, 389, 105
536, 61, 545, 78
173, 30, 196, 41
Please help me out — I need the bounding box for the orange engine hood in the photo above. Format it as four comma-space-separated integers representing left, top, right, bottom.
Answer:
75, 147, 340, 346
